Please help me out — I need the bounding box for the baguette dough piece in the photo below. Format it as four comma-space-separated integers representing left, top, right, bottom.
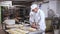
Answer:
15, 29, 29, 34
28, 28, 36, 32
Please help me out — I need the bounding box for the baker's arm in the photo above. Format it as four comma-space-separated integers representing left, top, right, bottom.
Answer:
29, 12, 35, 25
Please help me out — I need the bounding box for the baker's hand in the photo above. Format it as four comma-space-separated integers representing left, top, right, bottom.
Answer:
31, 23, 37, 29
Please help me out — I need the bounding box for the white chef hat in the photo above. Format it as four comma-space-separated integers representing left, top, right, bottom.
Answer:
31, 4, 38, 10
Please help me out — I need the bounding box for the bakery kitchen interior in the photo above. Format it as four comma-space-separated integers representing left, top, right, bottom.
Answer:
0, 0, 60, 34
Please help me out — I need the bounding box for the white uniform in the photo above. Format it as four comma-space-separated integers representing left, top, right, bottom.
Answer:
29, 9, 46, 34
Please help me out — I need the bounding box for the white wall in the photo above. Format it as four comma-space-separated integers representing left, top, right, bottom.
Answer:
41, 3, 49, 18
41, 0, 59, 17
49, 0, 57, 14
49, 0, 60, 17
56, 1, 60, 16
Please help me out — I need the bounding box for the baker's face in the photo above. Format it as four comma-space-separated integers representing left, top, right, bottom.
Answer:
32, 8, 38, 13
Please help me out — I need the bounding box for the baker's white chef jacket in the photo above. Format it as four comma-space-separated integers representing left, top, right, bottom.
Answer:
29, 9, 46, 31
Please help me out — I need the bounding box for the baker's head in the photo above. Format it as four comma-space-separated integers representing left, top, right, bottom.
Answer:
31, 4, 38, 13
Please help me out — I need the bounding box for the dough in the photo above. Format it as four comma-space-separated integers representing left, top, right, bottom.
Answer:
28, 28, 36, 32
